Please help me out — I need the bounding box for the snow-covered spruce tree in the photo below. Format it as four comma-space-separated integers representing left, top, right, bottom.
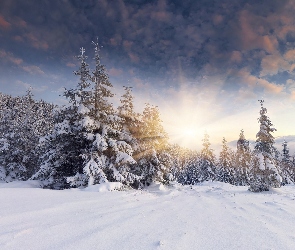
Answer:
280, 140, 294, 185
234, 129, 252, 186
117, 86, 141, 152
217, 137, 235, 184
166, 144, 196, 182
32, 47, 94, 189
134, 103, 171, 186
0, 91, 54, 181
33, 46, 138, 189
178, 154, 201, 185
198, 132, 216, 182
81, 41, 139, 187
249, 100, 282, 192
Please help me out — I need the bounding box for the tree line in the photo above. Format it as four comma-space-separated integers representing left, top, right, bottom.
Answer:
0, 43, 294, 192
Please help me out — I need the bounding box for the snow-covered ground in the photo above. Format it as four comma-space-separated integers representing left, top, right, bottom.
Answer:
1, 181, 295, 250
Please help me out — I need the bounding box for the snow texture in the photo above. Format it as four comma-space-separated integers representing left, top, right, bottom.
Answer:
1, 181, 295, 250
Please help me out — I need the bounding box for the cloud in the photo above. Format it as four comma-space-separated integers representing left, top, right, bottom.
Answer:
0, 50, 23, 65
260, 54, 290, 77
258, 78, 284, 94
108, 67, 123, 76
0, 15, 11, 29
16, 80, 48, 92
21, 65, 44, 75
24, 33, 49, 50
237, 10, 278, 54
0, 49, 45, 75
284, 50, 295, 62
66, 62, 76, 68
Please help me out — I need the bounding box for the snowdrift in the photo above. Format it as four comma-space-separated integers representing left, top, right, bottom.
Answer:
1, 181, 295, 250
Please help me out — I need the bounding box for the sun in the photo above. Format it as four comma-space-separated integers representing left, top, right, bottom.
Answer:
182, 127, 197, 137
165, 123, 201, 149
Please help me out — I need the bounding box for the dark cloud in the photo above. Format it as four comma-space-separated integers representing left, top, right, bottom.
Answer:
0, 0, 295, 103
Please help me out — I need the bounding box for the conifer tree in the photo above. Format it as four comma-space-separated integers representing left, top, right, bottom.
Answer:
0, 91, 54, 181
198, 132, 216, 182
249, 100, 282, 192
217, 137, 234, 184
135, 103, 171, 185
117, 86, 141, 151
33, 45, 138, 188
235, 129, 251, 185
280, 140, 294, 185
32, 47, 94, 188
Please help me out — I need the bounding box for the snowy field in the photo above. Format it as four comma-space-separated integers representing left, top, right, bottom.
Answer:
1, 181, 295, 250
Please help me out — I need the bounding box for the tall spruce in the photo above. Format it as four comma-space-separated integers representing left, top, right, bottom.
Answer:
249, 100, 282, 192
235, 129, 251, 185
0, 91, 54, 181
135, 103, 171, 185
32, 45, 138, 189
198, 132, 216, 181
217, 137, 234, 184
32, 47, 95, 188
280, 140, 294, 185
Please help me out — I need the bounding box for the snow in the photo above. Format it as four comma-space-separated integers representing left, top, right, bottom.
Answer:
1, 181, 295, 250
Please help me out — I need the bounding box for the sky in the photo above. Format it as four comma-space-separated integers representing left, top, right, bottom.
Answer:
1, 0, 295, 151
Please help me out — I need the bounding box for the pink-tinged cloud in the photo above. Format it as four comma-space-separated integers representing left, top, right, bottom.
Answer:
22, 65, 44, 75
66, 62, 76, 68
238, 10, 278, 54
151, 11, 171, 22
123, 40, 133, 50
132, 77, 145, 89
258, 79, 284, 94
260, 54, 289, 77
16, 80, 48, 92
0, 50, 23, 65
237, 68, 284, 94
230, 51, 242, 63
128, 52, 139, 63
25, 33, 49, 50
16, 19, 27, 28
13, 36, 24, 42
0, 15, 11, 29
108, 67, 123, 76
110, 36, 122, 46
213, 15, 223, 25
284, 49, 295, 62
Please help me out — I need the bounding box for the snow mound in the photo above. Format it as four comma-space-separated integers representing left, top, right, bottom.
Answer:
0, 180, 43, 188
82, 182, 123, 192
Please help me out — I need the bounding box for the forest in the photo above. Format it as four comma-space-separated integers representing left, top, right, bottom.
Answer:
0, 43, 293, 193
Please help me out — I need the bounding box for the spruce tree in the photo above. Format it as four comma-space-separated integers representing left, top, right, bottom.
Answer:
249, 100, 282, 192
32, 47, 94, 188
217, 137, 234, 184
198, 133, 216, 182
0, 91, 54, 181
235, 129, 251, 186
280, 140, 294, 185
33, 45, 138, 188
135, 103, 171, 185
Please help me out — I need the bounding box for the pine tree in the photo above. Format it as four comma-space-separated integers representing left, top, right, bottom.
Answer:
249, 100, 282, 192
32, 47, 94, 188
83, 42, 138, 187
134, 103, 171, 185
0, 91, 54, 181
33, 46, 138, 189
280, 140, 294, 185
217, 137, 234, 184
118, 86, 141, 151
197, 133, 216, 182
235, 129, 251, 186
